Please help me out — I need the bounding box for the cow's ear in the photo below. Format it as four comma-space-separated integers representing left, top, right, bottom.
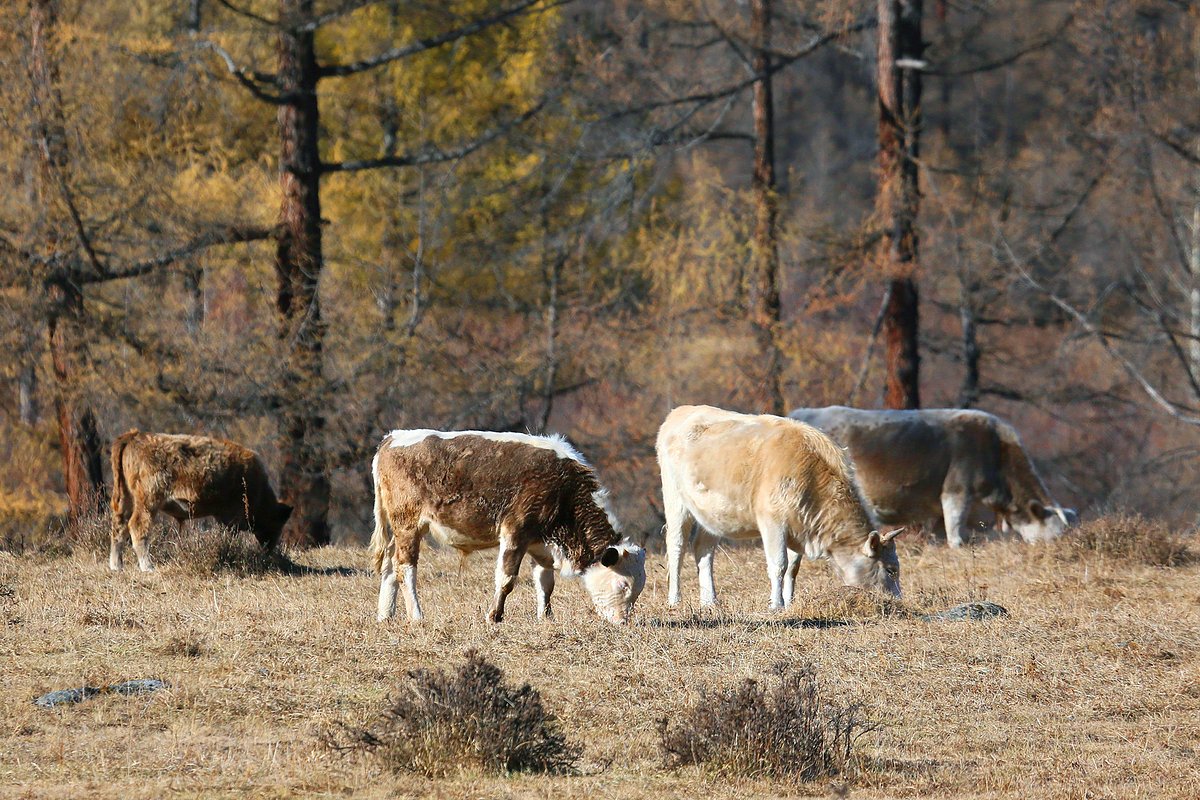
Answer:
1028, 500, 1049, 520
600, 547, 620, 567
862, 532, 882, 557
278, 503, 293, 522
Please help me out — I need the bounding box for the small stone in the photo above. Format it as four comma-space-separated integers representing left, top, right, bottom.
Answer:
33, 678, 168, 708
919, 601, 1009, 622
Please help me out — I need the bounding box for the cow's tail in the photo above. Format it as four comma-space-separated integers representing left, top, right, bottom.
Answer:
109, 429, 139, 519
369, 443, 390, 574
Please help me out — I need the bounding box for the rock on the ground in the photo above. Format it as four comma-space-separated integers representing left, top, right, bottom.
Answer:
919, 601, 1009, 622
34, 679, 169, 708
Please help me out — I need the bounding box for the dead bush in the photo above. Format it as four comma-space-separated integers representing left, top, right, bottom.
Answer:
1061, 513, 1192, 567
658, 663, 877, 780
164, 524, 291, 576
325, 650, 581, 777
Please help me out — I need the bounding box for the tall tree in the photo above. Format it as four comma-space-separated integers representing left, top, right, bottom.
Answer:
876, 0, 923, 409
750, 0, 785, 415
29, 0, 105, 524
274, 0, 330, 547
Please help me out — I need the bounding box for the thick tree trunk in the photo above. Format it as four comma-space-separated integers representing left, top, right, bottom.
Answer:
32, 0, 105, 524
750, 0, 785, 415
877, 0, 923, 410
275, 0, 330, 547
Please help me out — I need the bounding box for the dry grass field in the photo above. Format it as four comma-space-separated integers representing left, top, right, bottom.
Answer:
3, 523, 1200, 799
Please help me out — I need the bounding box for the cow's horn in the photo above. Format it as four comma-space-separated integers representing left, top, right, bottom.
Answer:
1053, 506, 1069, 526
880, 528, 904, 543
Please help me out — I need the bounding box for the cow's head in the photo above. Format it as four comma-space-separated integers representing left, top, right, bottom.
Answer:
830, 529, 902, 598
254, 502, 293, 550
1004, 500, 1074, 543
582, 541, 646, 625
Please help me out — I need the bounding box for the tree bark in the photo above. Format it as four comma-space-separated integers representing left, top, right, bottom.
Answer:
31, 0, 106, 524
876, 0, 923, 409
750, 0, 785, 415
275, 0, 330, 547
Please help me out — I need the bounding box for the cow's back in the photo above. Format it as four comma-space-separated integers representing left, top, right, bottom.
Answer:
789, 407, 1011, 524
119, 432, 268, 514
376, 432, 596, 552
658, 405, 862, 536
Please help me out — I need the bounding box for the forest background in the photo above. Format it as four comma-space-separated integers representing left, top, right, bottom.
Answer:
3, 0, 1199, 549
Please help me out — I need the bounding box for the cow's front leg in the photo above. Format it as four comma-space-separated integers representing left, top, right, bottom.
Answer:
693, 529, 719, 607
782, 548, 803, 606
941, 493, 969, 548
489, 534, 526, 623
528, 544, 555, 620
758, 517, 788, 609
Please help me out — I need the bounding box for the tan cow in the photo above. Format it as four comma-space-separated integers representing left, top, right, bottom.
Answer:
656, 405, 901, 609
109, 430, 292, 571
788, 406, 1075, 547
370, 430, 646, 625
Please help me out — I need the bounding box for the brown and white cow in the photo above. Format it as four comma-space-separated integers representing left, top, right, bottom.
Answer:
657, 405, 901, 609
788, 406, 1075, 547
109, 430, 292, 571
369, 430, 646, 625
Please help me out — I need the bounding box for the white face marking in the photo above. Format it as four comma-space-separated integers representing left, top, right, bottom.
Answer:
582, 542, 647, 625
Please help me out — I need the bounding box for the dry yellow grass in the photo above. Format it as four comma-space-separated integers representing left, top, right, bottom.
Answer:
2, 530, 1199, 799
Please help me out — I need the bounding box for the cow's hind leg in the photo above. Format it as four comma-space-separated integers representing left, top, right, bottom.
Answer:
129, 503, 156, 572
663, 475, 694, 607
693, 529, 720, 607
109, 507, 129, 572
757, 516, 788, 610
528, 543, 555, 620
782, 547, 803, 606
489, 528, 526, 623
941, 492, 969, 548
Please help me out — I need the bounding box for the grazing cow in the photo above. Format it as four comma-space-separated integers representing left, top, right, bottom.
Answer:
788, 406, 1075, 547
656, 405, 901, 609
109, 430, 292, 571
370, 430, 646, 625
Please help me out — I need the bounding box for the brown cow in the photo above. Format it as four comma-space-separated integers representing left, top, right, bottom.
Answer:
370, 429, 646, 625
109, 430, 292, 571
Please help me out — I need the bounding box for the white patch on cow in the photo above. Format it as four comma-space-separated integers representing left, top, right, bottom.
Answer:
384, 428, 590, 464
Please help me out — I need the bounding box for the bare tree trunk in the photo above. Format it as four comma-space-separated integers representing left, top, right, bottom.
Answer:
877, 0, 923, 410
275, 0, 330, 547
183, 262, 205, 337
1191, 200, 1200, 376
958, 288, 980, 408
31, 0, 105, 524
750, 0, 785, 415
18, 362, 38, 425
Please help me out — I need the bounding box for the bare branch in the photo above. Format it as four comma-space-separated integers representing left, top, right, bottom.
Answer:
199, 40, 286, 104
1007, 240, 1200, 425
318, 0, 567, 78
81, 225, 276, 285
321, 99, 547, 173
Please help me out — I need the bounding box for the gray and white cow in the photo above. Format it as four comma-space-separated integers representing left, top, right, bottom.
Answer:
789, 406, 1075, 547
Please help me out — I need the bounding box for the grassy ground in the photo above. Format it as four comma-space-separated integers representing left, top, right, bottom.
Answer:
2, 528, 1199, 799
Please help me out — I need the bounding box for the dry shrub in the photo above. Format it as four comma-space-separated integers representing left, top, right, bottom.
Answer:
164, 524, 290, 576
790, 586, 910, 622
1061, 513, 1192, 567
326, 651, 581, 777
658, 663, 877, 780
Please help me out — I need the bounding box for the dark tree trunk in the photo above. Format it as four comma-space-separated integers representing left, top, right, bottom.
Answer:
183, 263, 205, 337
877, 0, 923, 410
18, 361, 39, 425
750, 0, 785, 415
275, 0, 330, 547
32, 0, 106, 524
